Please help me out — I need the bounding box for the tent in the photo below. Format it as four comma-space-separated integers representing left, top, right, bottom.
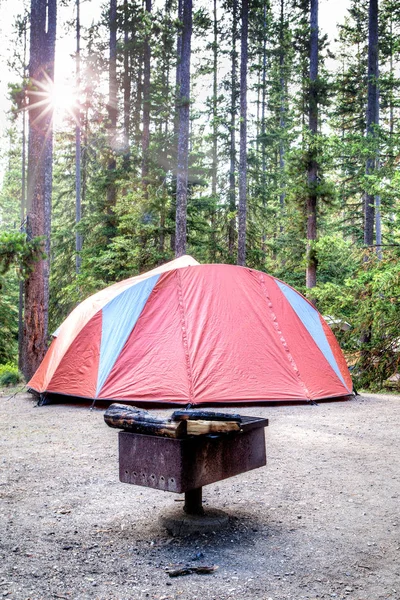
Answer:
28, 256, 353, 404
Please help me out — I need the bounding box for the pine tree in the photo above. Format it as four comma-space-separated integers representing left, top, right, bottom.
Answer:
306, 0, 319, 290
237, 0, 248, 266
22, 0, 57, 380
364, 0, 379, 248
175, 0, 193, 257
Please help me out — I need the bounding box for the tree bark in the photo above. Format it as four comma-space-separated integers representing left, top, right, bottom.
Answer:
306, 0, 318, 292
107, 0, 117, 238
142, 0, 152, 196
228, 0, 238, 259
18, 16, 28, 373
364, 0, 378, 248
237, 0, 248, 267
123, 0, 131, 171
279, 0, 286, 226
134, 58, 143, 145
75, 0, 82, 274
261, 0, 267, 256
22, 0, 56, 380
170, 0, 183, 254
175, 0, 192, 258
210, 0, 218, 262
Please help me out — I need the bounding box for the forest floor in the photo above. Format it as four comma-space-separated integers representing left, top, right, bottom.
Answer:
0, 391, 399, 600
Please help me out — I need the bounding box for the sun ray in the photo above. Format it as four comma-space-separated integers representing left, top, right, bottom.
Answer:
30, 103, 54, 128
25, 74, 79, 125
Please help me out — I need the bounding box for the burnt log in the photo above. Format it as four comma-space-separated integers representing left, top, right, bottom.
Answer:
172, 410, 241, 423
104, 404, 186, 438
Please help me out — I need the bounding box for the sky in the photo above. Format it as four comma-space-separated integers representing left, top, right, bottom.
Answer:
0, 0, 351, 183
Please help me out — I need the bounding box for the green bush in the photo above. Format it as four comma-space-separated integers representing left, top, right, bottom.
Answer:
0, 363, 22, 387
312, 249, 400, 390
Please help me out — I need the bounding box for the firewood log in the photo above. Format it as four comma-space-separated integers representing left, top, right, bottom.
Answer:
171, 410, 241, 423
186, 419, 241, 435
104, 404, 186, 438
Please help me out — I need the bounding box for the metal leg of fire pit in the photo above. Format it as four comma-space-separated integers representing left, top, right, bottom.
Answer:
159, 487, 229, 535
184, 487, 204, 515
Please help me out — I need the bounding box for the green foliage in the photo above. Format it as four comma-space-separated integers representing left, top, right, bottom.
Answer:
312, 249, 400, 389
0, 231, 46, 281
1, 0, 399, 391
0, 363, 23, 387
0, 271, 19, 364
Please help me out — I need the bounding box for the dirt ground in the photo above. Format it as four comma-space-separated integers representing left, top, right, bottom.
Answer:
0, 391, 399, 600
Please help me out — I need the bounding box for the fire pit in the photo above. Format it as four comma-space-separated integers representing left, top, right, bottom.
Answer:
105, 405, 268, 533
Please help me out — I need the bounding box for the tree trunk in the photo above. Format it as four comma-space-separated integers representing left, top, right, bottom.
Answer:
170, 0, 183, 254
210, 0, 218, 262
175, 0, 192, 258
18, 16, 28, 373
22, 0, 57, 380
261, 0, 267, 257
364, 0, 378, 248
375, 77, 381, 259
142, 0, 152, 196
75, 0, 82, 274
228, 0, 238, 259
107, 0, 117, 238
237, 0, 248, 267
279, 0, 286, 227
306, 0, 318, 292
134, 59, 143, 145
123, 0, 131, 171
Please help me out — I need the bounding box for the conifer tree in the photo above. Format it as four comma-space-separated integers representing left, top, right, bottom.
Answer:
237, 0, 248, 266
175, 0, 192, 257
364, 0, 378, 248
306, 0, 319, 290
22, 0, 57, 380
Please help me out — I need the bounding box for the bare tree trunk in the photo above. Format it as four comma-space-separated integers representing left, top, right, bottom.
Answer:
134, 59, 143, 144
170, 0, 183, 253
237, 0, 248, 267
228, 0, 238, 259
279, 0, 286, 226
306, 0, 318, 292
142, 0, 152, 195
23, 0, 56, 380
176, 0, 183, 102
364, 0, 378, 248
123, 0, 131, 171
375, 77, 381, 259
158, 0, 173, 260
261, 0, 267, 257
75, 0, 82, 274
175, 0, 192, 257
18, 16, 28, 373
107, 0, 117, 238
210, 0, 218, 262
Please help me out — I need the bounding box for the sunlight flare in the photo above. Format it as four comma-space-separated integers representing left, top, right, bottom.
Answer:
26, 73, 79, 124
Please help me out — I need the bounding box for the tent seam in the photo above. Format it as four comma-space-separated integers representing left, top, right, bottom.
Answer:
175, 270, 195, 403
258, 273, 312, 400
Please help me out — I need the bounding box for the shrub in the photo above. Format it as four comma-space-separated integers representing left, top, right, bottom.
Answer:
0, 363, 23, 387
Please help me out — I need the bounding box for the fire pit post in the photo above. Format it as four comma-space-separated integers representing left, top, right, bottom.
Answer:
116, 414, 268, 535
184, 487, 204, 515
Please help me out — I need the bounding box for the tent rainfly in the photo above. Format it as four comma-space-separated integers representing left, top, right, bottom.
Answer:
28, 256, 353, 404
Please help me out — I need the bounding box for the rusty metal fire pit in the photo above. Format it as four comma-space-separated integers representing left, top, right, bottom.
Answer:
118, 415, 268, 525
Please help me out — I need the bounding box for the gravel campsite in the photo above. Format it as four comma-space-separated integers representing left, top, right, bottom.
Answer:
0, 391, 399, 600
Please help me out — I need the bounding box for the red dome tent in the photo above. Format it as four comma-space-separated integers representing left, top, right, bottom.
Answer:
29, 256, 353, 404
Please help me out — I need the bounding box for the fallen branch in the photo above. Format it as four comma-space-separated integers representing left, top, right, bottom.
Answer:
165, 565, 219, 577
